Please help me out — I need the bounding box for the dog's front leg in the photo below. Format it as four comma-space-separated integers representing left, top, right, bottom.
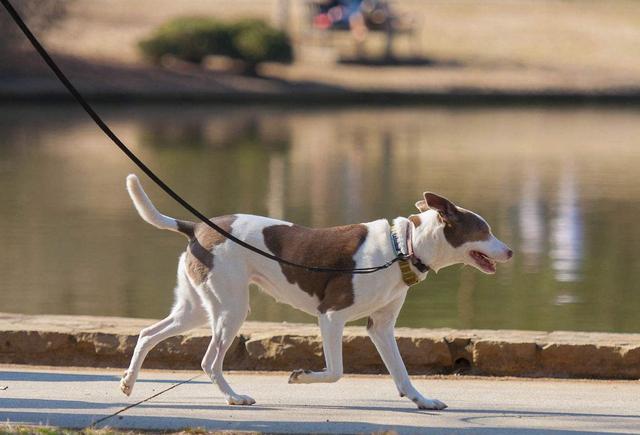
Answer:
289, 314, 344, 384
367, 295, 447, 410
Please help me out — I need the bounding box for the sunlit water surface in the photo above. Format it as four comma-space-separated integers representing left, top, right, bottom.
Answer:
1, 104, 639, 332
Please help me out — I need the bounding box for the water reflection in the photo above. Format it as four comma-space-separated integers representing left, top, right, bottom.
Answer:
267, 154, 286, 219
1, 104, 639, 332
550, 167, 583, 283
518, 168, 544, 272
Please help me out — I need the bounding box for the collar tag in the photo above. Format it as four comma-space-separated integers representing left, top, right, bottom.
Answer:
398, 258, 420, 286
390, 218, 429, 286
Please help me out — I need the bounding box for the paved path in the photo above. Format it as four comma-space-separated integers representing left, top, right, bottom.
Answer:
1, 366, 639, 434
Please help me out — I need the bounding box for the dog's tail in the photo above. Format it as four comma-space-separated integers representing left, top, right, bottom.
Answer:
126, 174, 195, 239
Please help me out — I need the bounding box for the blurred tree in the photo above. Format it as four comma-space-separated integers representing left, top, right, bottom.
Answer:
0, 0, 69, 54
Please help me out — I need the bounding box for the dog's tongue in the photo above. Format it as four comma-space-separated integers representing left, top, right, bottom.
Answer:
472, 251, 496, 273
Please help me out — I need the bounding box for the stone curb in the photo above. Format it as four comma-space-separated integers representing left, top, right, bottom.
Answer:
1, 313, 639, 379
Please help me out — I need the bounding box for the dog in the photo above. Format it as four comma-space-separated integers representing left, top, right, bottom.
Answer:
120, 174, 512, 410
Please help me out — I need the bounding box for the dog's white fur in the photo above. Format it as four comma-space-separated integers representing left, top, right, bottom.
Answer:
121, 174, 512, 409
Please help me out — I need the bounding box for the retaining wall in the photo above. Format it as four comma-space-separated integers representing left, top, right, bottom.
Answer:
1, 313, 639, 379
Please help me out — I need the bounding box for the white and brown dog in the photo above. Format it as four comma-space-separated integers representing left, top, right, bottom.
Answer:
120, 174, 512, 410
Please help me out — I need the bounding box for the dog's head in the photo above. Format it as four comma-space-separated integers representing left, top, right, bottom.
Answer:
413, 192, 512, 274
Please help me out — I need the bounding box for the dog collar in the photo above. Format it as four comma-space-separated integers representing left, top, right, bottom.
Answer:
390, 218, 429, 286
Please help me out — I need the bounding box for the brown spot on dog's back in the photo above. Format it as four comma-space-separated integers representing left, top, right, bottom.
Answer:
262, 224, 368, 313
185, 215, 236, 284
443, 208, 490, 248
408, 214, 422, 228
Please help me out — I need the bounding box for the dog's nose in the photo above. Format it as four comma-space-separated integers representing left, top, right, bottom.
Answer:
506, 249, 513, 259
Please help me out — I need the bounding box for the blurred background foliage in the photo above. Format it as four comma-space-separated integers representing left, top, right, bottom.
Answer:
138, 17, 292, 75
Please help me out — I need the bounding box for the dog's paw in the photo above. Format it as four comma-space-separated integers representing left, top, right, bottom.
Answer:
226, 394, 256, 406
288, 368, 312, 384
120, 371, 134, 396
412, 396, 448, 410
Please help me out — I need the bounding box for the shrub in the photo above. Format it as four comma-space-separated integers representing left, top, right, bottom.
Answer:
139, 17, 292, 73
231, 19, 293, 66
138, 17, 235, 64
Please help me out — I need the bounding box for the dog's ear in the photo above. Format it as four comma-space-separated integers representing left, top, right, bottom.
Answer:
423, 192, 459, 223
415, 199, 428, 212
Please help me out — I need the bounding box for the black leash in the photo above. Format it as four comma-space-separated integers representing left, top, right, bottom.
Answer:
1, 0, 401, 274
89, 374, 201, 428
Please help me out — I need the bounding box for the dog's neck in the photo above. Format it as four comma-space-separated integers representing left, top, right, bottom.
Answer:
409, 210, 461, 273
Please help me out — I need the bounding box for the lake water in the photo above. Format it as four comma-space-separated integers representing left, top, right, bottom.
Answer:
1, 103, 639, 332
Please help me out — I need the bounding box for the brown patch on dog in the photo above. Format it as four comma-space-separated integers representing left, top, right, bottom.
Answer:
421, 192, 491, 248
176, 219, 195, 239
262, 223, 368, 313
185, 215, 236, 284
408, 214, 422, 228
443, 208, 490, 248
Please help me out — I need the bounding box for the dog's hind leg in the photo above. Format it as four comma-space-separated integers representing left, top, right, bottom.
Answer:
288, 313, 345, 384
120, 301, 206, 396
200, 276, 253, 405
120, 259, 207, 396
366, 294, 447, 410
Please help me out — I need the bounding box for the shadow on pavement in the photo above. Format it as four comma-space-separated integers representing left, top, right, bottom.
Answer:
0, 370, 208, 384
0, 371, 119, 382
0, 398, 127, 409
138, 402, 277, 411
283, 402, 640, 420
2, 407, 635, 434
449, 408, 640, 420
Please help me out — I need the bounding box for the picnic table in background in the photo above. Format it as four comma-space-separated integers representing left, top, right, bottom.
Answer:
305, 0, 420, 62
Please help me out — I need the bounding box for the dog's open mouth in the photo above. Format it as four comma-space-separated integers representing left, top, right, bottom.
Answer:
469, 250, 497, 274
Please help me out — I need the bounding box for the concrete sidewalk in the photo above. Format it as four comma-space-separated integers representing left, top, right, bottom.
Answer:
1, 366, 639, 434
